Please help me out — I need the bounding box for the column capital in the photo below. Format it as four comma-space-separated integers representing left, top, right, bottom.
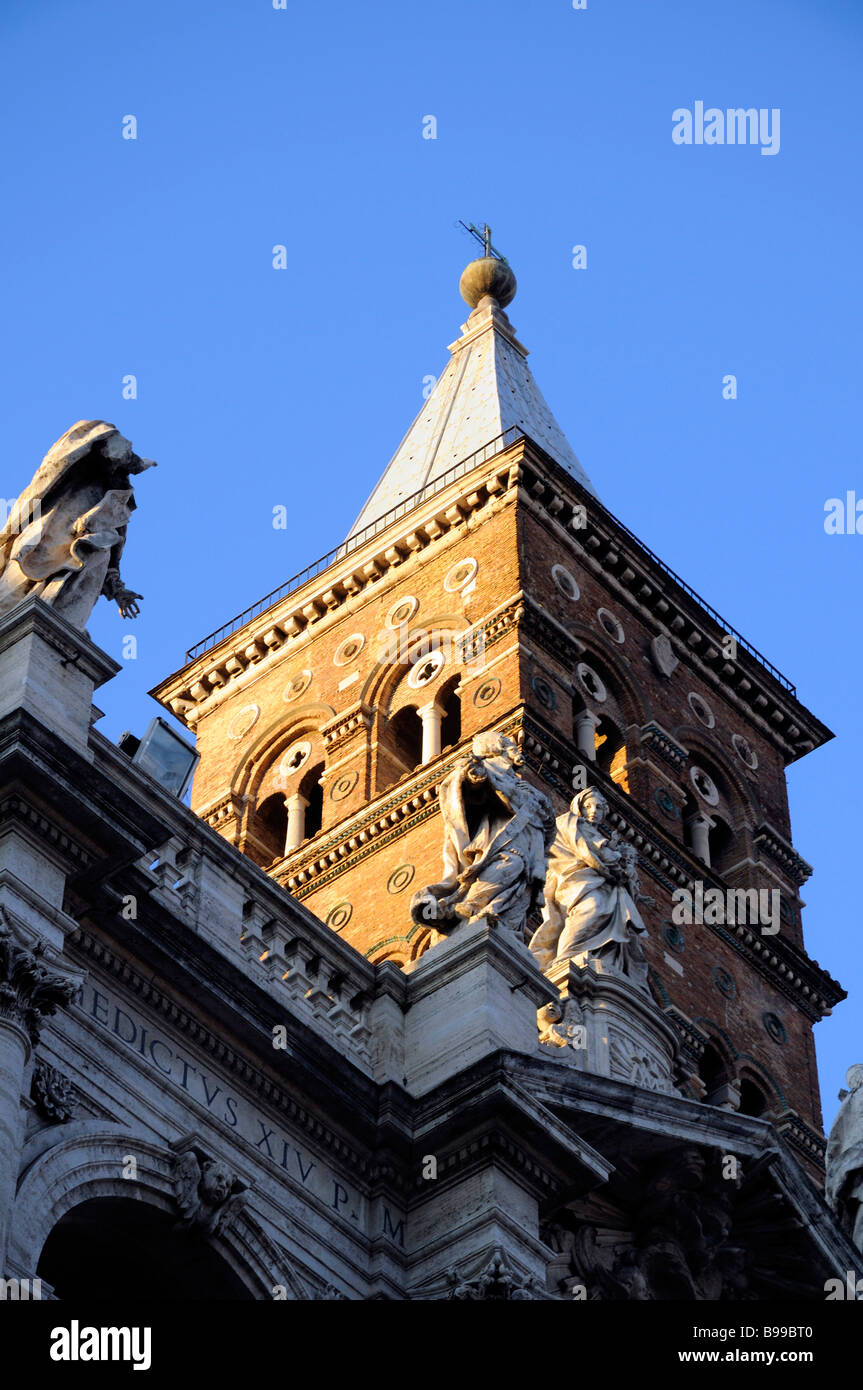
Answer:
0, 910, 81, 1046
417, 699, 444, 720
574, 708, 601, 730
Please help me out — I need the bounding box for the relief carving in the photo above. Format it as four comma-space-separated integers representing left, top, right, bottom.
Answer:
172, 1146, 249, 1239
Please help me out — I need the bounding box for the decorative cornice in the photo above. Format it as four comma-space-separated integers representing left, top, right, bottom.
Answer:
663, 1007, 709, 1064
775, 1110, 827, 1166
321, 704, 373, 755
277, 763, 448, 897
518, 594, 584, 669
201, 792, 245, 833
640, 722, 690, 772
0, 794, 94, 872
754, 822, 813, 887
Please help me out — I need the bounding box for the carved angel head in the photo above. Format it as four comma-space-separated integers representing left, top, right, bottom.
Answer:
200, 1159, 233, 1206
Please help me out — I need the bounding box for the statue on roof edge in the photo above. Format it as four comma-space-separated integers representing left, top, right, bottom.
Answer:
0, 420, 155, 631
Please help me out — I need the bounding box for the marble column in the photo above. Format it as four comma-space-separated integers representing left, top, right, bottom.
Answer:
573, 709, 600, 764
418, 701, 443, 765
284, 793, 309, 853
687, 812, 714, 868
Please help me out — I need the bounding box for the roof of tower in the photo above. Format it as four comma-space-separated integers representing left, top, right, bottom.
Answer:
346, 251, 597, 540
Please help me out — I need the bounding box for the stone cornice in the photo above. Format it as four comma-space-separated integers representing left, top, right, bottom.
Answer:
321, 703, 373, 755
0, 793, 95, 875
0, 597, 120, 689
275, 751, 461, 897
663, 1006, 709, 1063
774, 1110, 828, 1165
755, 822, 813, 887
640, 722, 690, 772
518, 594, 585, 669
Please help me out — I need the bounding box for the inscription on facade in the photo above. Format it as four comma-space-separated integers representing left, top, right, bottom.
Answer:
72, 980, 367, 1226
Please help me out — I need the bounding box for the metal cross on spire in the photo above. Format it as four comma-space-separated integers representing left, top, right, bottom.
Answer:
459, 220, 509, 266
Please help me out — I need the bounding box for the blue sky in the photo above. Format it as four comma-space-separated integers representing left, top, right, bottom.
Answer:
1, 0, 859, 1126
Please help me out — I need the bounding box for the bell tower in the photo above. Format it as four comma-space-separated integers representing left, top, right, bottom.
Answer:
153, 244, 843, 1175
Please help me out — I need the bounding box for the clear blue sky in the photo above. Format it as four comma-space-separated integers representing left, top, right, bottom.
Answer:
2, 0, 859, 1126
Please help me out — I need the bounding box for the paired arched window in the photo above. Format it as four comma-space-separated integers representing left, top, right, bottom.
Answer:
697, 1041, 731, 1104
682, 759, 739, 874
389, 706, 423, 772
571, 663, 630, 795
697, 1037, 773, 1118
255, 792, 289, 863
248, 743, 326, 866
378, 672, 462, 791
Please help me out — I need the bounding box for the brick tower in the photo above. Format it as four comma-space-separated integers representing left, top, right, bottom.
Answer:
153, 247, 843, 1177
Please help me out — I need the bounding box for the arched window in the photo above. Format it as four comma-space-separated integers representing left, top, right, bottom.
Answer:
439, 677, 461, 753
594, 715, 628, 793
738, 1076, 768, 1118
697, 1041, 740, 1109
698, 1042, 727, 1097
255, 793, 289, 865
708, 815, 734, 875
300, 761, 325, 841
390, 706, 423, 772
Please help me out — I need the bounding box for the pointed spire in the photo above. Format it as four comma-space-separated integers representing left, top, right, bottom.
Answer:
346, 248, 596, 540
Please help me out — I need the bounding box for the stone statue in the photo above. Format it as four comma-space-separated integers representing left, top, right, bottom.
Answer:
825, 1064, 863, 1250
172, 1148, 248, 1238
529, 787, 652, 980
0, 420, 155, 630
410, 732, 555, 937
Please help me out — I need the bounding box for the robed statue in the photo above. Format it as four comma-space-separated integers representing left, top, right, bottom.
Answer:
411, 732, 555, 938
825, 1064, 863, 1250
0, 420, 155, 630
529, 786, 651, 981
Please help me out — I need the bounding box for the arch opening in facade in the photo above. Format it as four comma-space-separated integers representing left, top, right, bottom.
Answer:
38, 1196, 255, 1301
